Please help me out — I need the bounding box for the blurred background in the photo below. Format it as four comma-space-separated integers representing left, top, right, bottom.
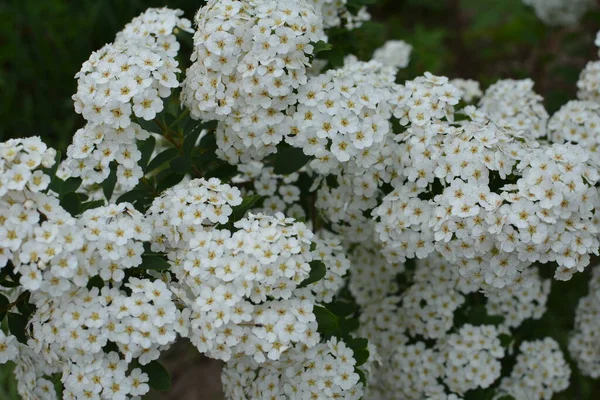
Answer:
2, 0, 600, 399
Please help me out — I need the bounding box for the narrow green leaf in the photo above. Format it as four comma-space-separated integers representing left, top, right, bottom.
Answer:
8, 312, 28, 343
141, 361, 171, 391
81, 199, 105, 212
273, 147, 310, 175
102, 163, 118, 200
0, 293, 9, 321
297, 260, 327, 288
313, 305, 339, 336
60, 192, 82, 216
157, 172, 185, 193
312, 40, 333, 54
141, 255, 171, 270
183, 126, 204, 155
62, 177, 82, 194
326, 301, 358, 317
170, 156, 192, 174
146, 148, 179, 173
138, 136, 156, 171
353, 348, 369, 367
230, 195, 262, 222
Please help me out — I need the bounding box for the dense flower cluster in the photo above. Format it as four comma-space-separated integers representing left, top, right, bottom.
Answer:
549, 100, 600, 166
68, 8, 191, 192
30, 280, 181, 399
372, 40, 412, 70
450, 79, 482, 103
479, 78, 548, 139
392, 73, 460, 127
0, 137, 56, 197
73, 8, 190, 128
499, 338, 571, 399
578, 60, 600, 102
181, 0, 327, 163
373, 116, 599, 289
402, 253, 476, 339
234, 161, 306, 220
437, 324, 504, 394
309, 0, 371, 29
66, 123, 151, 192
522, 0, 595, 26
569, 265, 600, 378
348, 239, 404, 305
287, 59, 397, 170
221, 338, 364, 399
485, 267, 550, 329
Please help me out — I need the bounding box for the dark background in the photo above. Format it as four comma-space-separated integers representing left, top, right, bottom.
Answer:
2, 1, 600, 399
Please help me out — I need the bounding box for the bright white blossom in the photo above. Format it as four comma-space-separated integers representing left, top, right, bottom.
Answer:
523, 0, 594, 26
499, 337, 571, 399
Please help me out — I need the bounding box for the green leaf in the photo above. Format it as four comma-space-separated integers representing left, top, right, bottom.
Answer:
138, 136, 156, 171
183, 125, 204, 155
313, 305, 339, 336
325, 301, 358, 317
297, 260, 327, 288
141, 361, 171, 391
353, 348, 369, 367
141, 255, 171, 270
8, 312, 28, 343
170, 156, 192, 174
102, 163, 118, 200
495, 396, 516, 400
0, 293, 9, 321
146, 148, 179, 173
273, 147, 310, 175
338, 317, 359, 333
355, 368, 367, 386
117, 187, 153, 205
312, 40, 333, 54
81, 199, 105, 212
157, 172, 185, 193
62, 177, 82, 194
230, 195, 262, 222
60, 192, 82, 216
87, 276, 105, 290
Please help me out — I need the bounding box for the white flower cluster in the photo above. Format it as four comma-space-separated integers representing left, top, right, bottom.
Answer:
485, 267, 550, 329
68, 8, 191, 191
373, 117, 599, 289
310, 232, 352, 302
549, 100, 600, 167
29, 279, 181, 399
287, 59, 397, 172
358, 296, 406, 354
569, 265, 600, 378
66, 122, 150, 192
499, 338, 571, 400
222, 338, 364, 400
402, 253, 477, 339
392, 73, 460, 127
73, 8, 191, 128
0, 137, 56, 197
6, 200, 150, 295
372, 40, 412, 70
479, 79, 548, 139
522, 0, 594, 26
181, 0, 326, 163
1, 341, 60, 400
168, 212, 323, 362
309, 0, 371, 29
578, 60, 600, 102
146, 177, 243, 250
437, 324, 504, 394
450, 79, 482, 103
381, 341, 446, 400
348, 238, 404, 305
234, 161, 306, 220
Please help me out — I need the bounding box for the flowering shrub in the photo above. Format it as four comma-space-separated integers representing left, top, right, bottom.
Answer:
3, 1, 600, 399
